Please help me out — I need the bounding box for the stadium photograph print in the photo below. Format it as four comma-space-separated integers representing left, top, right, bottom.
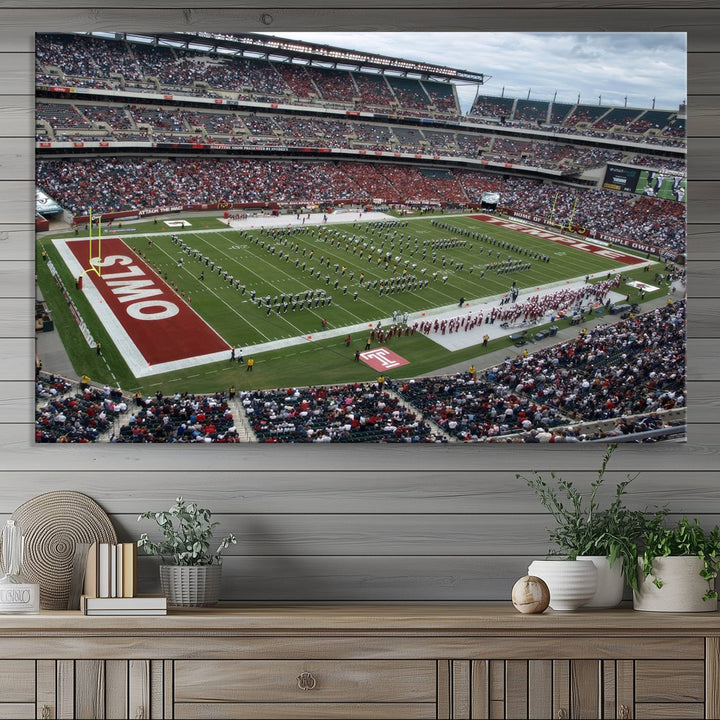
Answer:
34, 31, 686, 444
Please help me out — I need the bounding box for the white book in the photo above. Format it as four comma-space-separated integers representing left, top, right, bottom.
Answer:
98, 543, 111, 598
83, 594, 167, 611
85, 609, 167, 616
110, 544, 117, 598
116, 544, 124, 599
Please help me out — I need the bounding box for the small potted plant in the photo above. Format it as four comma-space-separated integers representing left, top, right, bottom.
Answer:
633, 516, 720, 612
138, 497, 236, 606
519, 445, 665, 609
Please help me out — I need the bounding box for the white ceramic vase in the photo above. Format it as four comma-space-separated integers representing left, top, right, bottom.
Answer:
577, 555, 624, 608
527, 559, 598, 611
633, 556, 718, 612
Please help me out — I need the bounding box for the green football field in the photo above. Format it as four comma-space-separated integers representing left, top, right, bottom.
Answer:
37, 212, 662, 394
120, 215, 626, 347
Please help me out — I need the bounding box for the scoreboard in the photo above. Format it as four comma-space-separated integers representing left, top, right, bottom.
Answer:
602, 163, 687, 203
602, 164, 642, 193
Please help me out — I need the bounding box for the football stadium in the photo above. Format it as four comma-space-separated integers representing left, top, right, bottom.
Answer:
34, 32, 686, 444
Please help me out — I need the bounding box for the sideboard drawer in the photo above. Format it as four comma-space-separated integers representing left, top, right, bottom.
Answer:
634, 660, 705, 703
174, 701, 437, 719
174, 659, 437, 703
0, 661, 35, 703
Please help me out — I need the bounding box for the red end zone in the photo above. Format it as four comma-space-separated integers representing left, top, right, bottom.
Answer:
62, 237, 229, 368
468, 214, 645, 266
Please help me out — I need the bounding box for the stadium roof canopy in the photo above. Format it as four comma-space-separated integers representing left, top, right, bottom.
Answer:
86, 31, 487, 84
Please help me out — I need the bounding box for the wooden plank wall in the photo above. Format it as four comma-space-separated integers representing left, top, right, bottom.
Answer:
1, 2, 717, 603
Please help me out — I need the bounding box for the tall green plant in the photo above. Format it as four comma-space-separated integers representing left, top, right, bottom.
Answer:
518, 445, 666, 591
137, 497, 236, 566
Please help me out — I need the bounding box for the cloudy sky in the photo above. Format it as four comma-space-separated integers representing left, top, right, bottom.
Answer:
260, 32, 686, 113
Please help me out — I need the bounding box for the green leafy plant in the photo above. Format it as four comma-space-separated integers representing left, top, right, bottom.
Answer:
640, 515, 720, 600
517, 444, 666, 591
137, 497, 237, 566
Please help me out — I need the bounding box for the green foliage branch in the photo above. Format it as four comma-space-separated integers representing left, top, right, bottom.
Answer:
640, 515, 720, 600
137, 497, 237, 566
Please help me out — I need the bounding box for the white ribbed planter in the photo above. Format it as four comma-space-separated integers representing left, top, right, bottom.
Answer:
160, 564, 222, 607
528, 559, 597, 611
633, 556, 718, 613
577, 556, 624, 609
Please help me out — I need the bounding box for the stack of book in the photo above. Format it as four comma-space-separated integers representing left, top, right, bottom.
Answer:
81, 542, 167, 615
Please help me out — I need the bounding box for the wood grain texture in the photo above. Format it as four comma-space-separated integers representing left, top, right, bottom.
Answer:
634, 703, 704, 719
175, 659, 436, 703
0, 3, 716, 604
104, 660, 128, 720
634, 660, 705, 703
173, 703, 436, 720
74, 660, 105, 720
0, 661, 35, 703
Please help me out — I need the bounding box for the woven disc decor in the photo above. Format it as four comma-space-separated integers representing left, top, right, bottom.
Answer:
11, 491, 117, 610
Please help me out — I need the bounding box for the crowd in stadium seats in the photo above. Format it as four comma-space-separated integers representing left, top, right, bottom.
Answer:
36, 386, 124, 443
35, 373, 72, 399
36, 156, 685, 254
461, 175, 686, 253
36, 34, 459, 117
393, 300, 685, 442
468, 95, 685, 147
113, 392, 240, 443
239, 384, 434, 443
37, 98, 682, 174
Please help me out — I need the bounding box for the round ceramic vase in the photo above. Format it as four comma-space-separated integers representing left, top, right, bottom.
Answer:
527, 559, 598, 611
633, 556, 718, 613
577, 555, 624, 608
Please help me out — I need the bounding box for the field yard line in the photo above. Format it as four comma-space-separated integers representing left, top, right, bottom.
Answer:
209, 229, 381, 326
146, 236, 274, 342
192, 230, 323, 336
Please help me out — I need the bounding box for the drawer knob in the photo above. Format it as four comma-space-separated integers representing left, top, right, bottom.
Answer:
619, 705, 631, 719
297, 671, 317, 691
557, 710, 567, 719
40, 706, 52, 720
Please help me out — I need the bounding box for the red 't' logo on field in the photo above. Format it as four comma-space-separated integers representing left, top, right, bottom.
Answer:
360, 347, 409, 371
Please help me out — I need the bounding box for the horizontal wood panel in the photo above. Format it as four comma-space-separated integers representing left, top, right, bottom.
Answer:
173, 703, 435, 720
140, 554, 543, 601
0, 10, 715, 54
634, 660, 705, 702
175, 660, 436, 702
0, 631, 703, 661
0, 227, 32, 262
635, 703, 704, 719
688, 95, 720, 136
4, 426, 720, 470
689, 225, 720, 261
0, 469, 717, 514
128, 512, 719, 556
0, 661, 35, 702
0, 705, 35, 720
4, 0, 720, 10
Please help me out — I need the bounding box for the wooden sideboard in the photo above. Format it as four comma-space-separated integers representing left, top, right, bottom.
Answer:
0, 606, 717, 719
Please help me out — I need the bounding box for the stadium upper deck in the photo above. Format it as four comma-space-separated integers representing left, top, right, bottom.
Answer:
36, 32, 475, 118
470, 94, 685, 148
